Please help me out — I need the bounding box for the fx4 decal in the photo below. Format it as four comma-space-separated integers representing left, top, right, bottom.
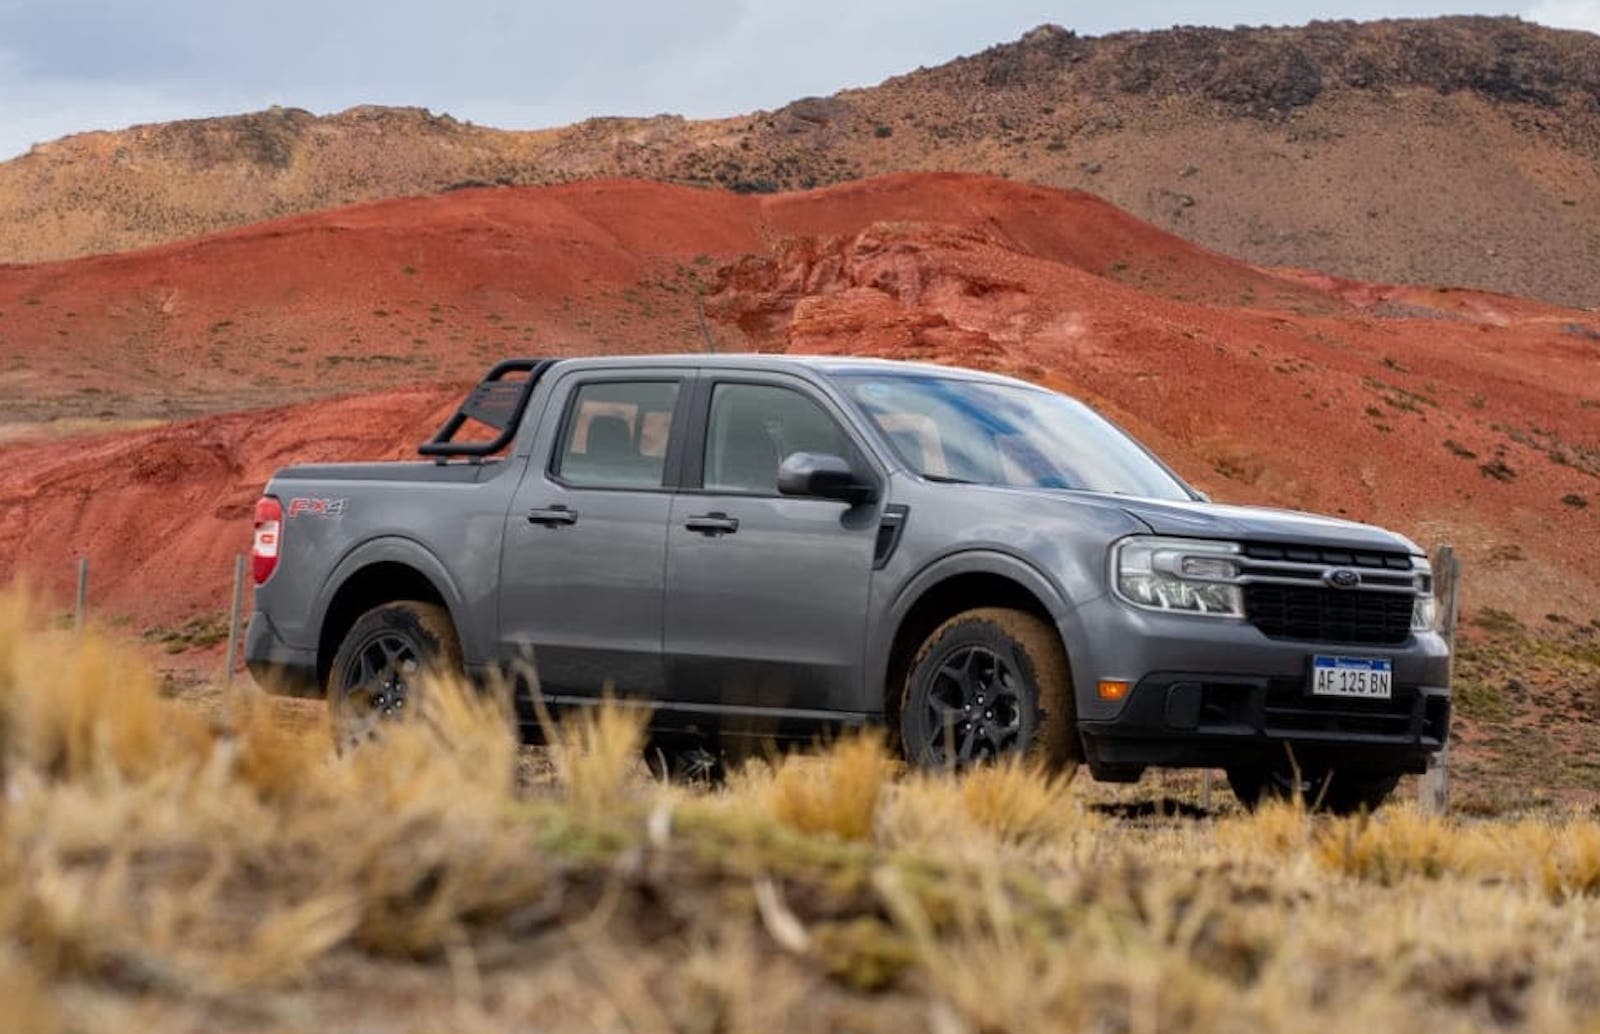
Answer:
287, 497, 346, 518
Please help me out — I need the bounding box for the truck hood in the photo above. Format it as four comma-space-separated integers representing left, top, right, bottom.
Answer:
901, 479, 1423, 556
1113, 496, 1422, 555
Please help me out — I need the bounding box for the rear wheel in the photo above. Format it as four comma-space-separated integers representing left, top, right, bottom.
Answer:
899, 607, 1080, 772
644, 736, 728, 784
326, 600, 462, 749
1226, 763, 1400, 815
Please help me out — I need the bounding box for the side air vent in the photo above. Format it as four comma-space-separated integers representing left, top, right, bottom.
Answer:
874, 505, 910, 570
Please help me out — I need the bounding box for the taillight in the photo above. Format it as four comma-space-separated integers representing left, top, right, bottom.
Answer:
253, 496, 282, 585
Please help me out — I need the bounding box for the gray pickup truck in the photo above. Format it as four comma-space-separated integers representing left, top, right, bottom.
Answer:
247, 355, 1450, 811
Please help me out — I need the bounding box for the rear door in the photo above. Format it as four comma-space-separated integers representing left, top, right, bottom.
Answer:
498, 369, 689, 699
663, 373, 884, 716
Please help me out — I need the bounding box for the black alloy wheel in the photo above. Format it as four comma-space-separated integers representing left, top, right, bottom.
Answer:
900, 607, 1080, 773
336, 629, 420, 742
326, 600, 462, 750
920, 644, 1027, 766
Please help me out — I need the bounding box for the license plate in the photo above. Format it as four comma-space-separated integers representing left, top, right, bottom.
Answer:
1311, 655, 1393, 699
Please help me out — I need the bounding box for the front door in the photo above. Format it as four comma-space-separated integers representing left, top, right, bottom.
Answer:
499, 372, 687, 699
664, 376, 881, 717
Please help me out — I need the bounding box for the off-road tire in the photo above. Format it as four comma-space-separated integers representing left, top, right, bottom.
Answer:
1226, 764, 1400, 815
900, 607, 1080, 772
326, 600, 463, 748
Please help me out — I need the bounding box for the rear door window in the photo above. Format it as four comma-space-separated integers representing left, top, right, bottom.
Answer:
555, 380, 680, 488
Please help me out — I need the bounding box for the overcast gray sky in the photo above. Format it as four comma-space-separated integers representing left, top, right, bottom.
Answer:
1, 1, 1596, 161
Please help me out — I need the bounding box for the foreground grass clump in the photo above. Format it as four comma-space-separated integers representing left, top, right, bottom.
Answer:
764, 733, 896, 841
4, 589, 1600, 1031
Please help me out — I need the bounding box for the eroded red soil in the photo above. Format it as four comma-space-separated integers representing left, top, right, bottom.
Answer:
0, 174, 1594, 629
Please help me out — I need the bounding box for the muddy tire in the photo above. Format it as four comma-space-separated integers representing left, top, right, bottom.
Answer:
326, 600, 462, 749
899, 607, 1080, 772
1226, 764, 1400, 815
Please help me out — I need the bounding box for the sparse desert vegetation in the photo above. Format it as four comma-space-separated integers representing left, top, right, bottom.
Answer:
3, 589, 1600, 1032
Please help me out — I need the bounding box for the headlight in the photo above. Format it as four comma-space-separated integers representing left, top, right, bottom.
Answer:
1113, 537, 1245, 618
1411, 561, 1437, 631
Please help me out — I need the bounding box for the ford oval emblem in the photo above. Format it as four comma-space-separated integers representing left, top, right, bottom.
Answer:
1325, 568, 1362, 589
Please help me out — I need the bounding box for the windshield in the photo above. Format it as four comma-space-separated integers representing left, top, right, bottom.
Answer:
838, 373, 1192, 500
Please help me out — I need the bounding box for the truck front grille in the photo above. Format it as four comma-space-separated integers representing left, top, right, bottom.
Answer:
1244, 584, 1414, 645
1238, 542, 1421, 646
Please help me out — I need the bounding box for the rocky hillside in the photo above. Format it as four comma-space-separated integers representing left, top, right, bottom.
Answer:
1, 17, 1597, 305
1, 174, 1595, 626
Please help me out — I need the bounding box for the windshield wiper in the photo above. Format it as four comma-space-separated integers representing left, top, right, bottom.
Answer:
921, 474, 978, 485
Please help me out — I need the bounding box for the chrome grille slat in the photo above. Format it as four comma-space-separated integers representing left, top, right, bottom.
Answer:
1236, 574, 1417, 594
1235, 557, 1416, 586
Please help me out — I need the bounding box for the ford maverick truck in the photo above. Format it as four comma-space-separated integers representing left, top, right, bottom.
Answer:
247, 355, 1450, 811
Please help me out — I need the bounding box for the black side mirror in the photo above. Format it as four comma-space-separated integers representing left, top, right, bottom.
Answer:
777, 452, 875, 504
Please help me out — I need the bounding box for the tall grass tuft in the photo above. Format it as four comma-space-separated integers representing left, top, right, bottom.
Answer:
1216, 798, 1311, 859
1541, 818, 1600, 899
0, 588, 207, 783
371, 668, 520, 802
1314, 808, 1461, 883
957, 758, 1082, 847
767, 734, 894, 841
231, 690, 330, 804
547, 698, 650, 819
886, 758, 1090, 852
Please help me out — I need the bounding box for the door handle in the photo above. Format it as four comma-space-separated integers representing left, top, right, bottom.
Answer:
684, 512, 739, 536
528, 504, 578, 527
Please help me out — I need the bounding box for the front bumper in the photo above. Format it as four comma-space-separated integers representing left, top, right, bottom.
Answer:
1078, 673, 1449, 776
1060, 594, 1451, 777
244, 611, 321, 698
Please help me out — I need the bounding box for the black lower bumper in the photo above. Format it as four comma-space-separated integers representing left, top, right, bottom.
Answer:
244, 612, 321, 698
1078, 672, 1450, 779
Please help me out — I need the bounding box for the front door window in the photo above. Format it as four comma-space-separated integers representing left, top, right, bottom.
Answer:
703, 382, 854, 494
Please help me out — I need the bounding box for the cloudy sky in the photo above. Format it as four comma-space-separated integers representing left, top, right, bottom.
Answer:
1, 1, 1596, 161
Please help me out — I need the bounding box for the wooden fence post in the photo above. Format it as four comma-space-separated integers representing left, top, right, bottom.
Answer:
223, 554, 247, 720
1420, 545, 1461, 816
74, 557, 88, 633
696, 298, 719, 354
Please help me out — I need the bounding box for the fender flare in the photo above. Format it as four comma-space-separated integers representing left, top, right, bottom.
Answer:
311, 535, 479, 666
868, 548, 1079, 708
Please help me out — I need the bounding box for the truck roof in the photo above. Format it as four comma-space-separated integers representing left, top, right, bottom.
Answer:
412, 353, 1048, 463
552, 352, 1039, 389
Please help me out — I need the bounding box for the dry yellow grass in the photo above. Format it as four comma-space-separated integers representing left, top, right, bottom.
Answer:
765, 733, 895, 841
3, 588, 1600, 1032
545, 693, 650, 819
881, 757, 1095, 858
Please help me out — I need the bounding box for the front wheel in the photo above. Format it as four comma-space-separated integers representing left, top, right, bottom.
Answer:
326, 600, 463, 749
899, 607, 1080, 772
1226, 763, 1400, 815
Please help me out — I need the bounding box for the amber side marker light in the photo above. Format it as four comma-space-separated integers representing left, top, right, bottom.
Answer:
1098, 680, 1131, 702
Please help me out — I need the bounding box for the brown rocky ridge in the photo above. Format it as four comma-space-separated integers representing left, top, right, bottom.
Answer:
0, 17, 1597, 304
